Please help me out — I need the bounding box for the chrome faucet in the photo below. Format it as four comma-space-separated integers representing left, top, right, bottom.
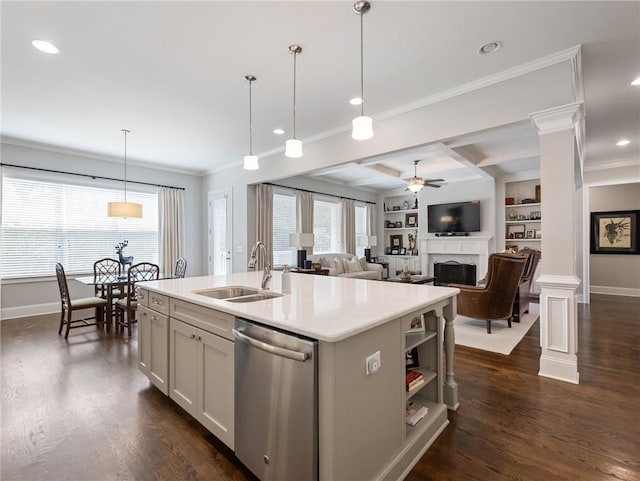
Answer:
248, 241, 272, 290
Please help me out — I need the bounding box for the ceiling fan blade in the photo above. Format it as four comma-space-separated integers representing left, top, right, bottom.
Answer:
426, 183, 442, 188
424, 178, 445, 183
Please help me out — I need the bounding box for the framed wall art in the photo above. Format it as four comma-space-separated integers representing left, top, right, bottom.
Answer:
590, 210, 640, 255
390, 234, 403, 248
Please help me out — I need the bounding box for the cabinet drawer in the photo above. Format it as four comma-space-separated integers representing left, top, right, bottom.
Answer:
137, 288, 149, 308
170, 298, 234, 341
148, 292, 170, 315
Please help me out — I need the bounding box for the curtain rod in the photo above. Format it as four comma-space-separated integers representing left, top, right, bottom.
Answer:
0, 163, 185, 190
264, 182, 376, 205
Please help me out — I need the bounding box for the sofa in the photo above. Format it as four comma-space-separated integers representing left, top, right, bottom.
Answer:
306, 253, 383, 280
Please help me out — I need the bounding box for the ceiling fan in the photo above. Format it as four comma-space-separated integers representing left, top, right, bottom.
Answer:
406, 160, 445, 193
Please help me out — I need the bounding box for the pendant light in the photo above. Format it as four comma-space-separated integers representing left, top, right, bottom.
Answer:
243, 75, 259, 170
352, 1, 373, 140
108, 129, 142, 218
285, 44, 303, 158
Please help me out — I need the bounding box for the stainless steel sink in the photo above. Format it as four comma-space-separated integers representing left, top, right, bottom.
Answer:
227, 293, 283, 303
193, 286, 259, 299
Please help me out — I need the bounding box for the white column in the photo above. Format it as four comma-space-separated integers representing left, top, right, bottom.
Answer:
530, 102, 583, 384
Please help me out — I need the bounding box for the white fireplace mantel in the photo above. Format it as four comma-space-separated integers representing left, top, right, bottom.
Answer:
420, 236, 494, 283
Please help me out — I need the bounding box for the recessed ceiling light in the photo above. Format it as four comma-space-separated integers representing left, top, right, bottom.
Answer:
32, 40, 59, 54
478, 41, 502, 55
616, 139, 631, 146
349, 97, 363, 106
631, 77, 640, 86
273, 128, 285, 135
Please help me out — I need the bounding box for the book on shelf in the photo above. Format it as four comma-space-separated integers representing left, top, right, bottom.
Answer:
405, 401, 429, 426
405, 370, 423, 390
407, 378, 426, 394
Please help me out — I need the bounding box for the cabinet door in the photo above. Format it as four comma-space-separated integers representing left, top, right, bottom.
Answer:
139, 306, 170, 395
408, 257, 421, 273
169, 318, 198, 416
138, 306, 152, 377
387, 257, 399, 277
149, 310, 169, 395
197, 329, 235, 449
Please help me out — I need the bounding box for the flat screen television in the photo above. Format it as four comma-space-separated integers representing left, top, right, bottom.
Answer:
427, 201, 481, 234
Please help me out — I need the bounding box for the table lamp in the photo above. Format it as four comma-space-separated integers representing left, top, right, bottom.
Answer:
289, 232, 314, 268
358, 235, 377, 262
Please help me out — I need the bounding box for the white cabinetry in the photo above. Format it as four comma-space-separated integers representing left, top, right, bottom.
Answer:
385, 255, 421, 277
169, 301, 235, 449
137, 289, 169, 395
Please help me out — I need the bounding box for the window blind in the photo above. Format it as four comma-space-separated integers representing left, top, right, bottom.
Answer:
1, 175, 158, 278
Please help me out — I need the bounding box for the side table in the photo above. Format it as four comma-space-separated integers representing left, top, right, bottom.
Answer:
370, 261, 389, 279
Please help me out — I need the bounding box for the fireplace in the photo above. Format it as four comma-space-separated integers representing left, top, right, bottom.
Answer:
434, 261, 476, 286
419, 236, 493, 285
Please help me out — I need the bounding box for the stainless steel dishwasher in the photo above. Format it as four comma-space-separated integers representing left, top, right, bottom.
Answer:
233, 318, 318, 481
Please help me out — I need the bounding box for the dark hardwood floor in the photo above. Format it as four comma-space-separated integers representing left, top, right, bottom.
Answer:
2, 294, 639, 481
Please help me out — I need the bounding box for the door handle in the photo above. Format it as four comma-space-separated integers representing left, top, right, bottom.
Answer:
232, 328, 310, 362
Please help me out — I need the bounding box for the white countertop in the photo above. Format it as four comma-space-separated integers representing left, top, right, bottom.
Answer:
142, 271, 459, 342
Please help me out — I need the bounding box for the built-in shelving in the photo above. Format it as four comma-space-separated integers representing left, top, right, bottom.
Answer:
403, 310, 441, 444
504, 179, 543, 253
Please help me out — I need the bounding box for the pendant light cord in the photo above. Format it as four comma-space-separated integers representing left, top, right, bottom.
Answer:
248, 79, 254, 155
122, 128, 130, 203
360, 11, 365, 117
293, 50, 297, 139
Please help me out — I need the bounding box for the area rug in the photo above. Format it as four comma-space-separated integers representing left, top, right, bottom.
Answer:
452, 304, 539, 355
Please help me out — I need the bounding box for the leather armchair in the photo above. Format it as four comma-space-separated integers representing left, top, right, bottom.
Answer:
450, 253, 527, 334
512, 248, 541, 322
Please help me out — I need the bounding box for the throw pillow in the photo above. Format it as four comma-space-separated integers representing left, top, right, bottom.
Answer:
330, 257, 344, 274
358, 257, 369, 271
343, 257, 363, 273
319, 257, 330, 267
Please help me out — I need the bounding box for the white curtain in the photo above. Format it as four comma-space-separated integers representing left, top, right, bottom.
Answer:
367, 203, 377, 257
255, 184, 273, 270
158, 187, 185, 276
296, 191, 314, 254
341, 198, 356, 254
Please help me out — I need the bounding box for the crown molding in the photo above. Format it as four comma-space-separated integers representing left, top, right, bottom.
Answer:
204, 46, 583, 176
583, 156, 640, 172
1, 136, 204, 176
529, 102, 584, 135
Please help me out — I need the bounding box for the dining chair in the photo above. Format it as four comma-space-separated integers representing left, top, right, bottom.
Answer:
174, 257, 187, 278
115, 262, 159, 336
93, 258, 123, 299
56, 263, 109, 339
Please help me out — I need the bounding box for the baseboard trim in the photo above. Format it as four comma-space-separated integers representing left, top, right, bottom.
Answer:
1, 302, 59, 321
590, 285, 640, 297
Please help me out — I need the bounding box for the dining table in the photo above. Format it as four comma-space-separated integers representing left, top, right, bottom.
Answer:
75, 272, 170, 331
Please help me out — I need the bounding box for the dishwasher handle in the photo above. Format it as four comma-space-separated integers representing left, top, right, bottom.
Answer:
232, 328, 310, 362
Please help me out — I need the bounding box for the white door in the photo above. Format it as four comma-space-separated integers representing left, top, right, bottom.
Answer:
208, 188, 232, 275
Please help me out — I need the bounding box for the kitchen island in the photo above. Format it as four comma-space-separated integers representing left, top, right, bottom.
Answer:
138, 271, 459, 481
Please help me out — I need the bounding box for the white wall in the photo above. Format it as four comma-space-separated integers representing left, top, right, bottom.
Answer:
0, 143, 203, 319
416, 177, 496, 240
588, 182, 640, 295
